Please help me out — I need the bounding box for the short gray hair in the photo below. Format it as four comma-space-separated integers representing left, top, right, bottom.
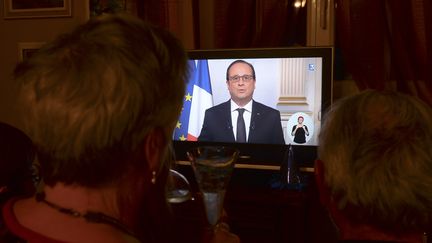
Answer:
319, 90, 432, 230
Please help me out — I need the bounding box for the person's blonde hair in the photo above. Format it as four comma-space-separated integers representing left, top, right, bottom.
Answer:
15, 14, 188, 187
319, 90, 432, 230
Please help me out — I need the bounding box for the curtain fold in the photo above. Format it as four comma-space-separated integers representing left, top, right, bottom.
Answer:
335, 0, 432, 105
138, 0, 431, 105
210, 0, 306, 48
137, 0, 306, 48
213, 0, 257, 48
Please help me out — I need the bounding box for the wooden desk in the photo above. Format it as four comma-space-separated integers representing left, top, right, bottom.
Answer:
225, 186, 309, 243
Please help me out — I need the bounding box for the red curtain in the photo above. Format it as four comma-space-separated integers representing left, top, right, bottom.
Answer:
136, 0, 169, 27
212, 0, 307, 48
137, 0, 307, 48
137, 0, 432, 105
335, 0, 432, 105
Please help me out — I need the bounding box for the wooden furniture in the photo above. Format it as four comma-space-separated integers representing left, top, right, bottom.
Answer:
171, 165, 337, 243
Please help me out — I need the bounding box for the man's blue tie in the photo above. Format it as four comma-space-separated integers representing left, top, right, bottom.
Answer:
236, 108, 246, 143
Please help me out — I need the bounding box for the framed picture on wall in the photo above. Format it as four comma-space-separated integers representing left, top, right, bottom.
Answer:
18, 42, 45, 61
89, 0, 129, 18
3, 0, 72, 19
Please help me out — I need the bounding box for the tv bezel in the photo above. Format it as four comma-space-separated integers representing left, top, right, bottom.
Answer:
174, 47, 333, 170
187, 47, 333, 112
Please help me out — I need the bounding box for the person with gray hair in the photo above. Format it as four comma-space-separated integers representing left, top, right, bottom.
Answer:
1, 14, 239, 243
315, 90, 432, 242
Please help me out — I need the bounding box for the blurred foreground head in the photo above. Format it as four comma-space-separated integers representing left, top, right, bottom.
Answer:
318, 90, 432, 231
15, 14, 188, 187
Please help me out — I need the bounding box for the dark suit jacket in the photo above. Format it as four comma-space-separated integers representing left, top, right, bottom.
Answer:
198, 100, 285, 144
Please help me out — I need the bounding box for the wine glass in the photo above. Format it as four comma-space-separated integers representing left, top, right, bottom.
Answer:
165, 168, 193, 203
187, 146, 239, 229
165, 143, 193, 204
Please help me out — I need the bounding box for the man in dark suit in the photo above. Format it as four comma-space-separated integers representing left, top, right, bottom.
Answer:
198, 60, 285, 144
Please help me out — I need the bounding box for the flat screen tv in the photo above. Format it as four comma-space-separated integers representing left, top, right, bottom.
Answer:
172, 47, 333, 170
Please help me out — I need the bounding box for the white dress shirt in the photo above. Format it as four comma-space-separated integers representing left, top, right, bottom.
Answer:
230, 99, 252, 141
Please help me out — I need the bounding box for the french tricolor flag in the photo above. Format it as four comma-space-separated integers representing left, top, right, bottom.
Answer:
187, 60, 213, 140
173, 60, 213, 141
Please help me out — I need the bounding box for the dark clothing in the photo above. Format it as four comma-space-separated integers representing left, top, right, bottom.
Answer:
292, 125, 308, 144
198, 100, 285, 144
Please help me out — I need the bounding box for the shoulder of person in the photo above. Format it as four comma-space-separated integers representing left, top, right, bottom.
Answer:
0, 197, 29, 242
205, 100, 229, 112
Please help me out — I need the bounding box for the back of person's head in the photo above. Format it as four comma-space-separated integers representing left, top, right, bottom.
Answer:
318, 90, 432, 231
14, 14, 188, 188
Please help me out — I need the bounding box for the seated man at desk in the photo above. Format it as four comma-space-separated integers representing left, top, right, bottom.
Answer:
198, 60, 285, 144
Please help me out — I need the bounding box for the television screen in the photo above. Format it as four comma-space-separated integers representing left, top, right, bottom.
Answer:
173, 47, 333, 168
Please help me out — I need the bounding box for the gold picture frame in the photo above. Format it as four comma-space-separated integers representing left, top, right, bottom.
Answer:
18, 42, 45, 61
3, 0, 72, 19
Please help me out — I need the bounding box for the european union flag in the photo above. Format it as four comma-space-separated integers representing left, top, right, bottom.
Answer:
173, 60, 196, 141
